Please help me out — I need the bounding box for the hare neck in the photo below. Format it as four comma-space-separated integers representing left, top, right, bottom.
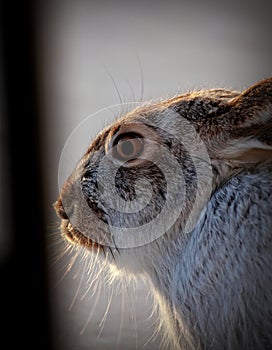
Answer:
148, 165, 272, 350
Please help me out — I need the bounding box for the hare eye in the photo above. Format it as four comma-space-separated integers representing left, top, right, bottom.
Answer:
113, 133, 144, 162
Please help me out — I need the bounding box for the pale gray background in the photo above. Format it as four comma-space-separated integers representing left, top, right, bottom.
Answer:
36, 0, 271, 349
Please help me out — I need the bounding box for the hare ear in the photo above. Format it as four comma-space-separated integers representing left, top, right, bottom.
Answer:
217, 77, 272, 163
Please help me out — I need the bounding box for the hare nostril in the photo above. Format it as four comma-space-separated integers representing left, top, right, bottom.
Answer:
54, 198, 70, 220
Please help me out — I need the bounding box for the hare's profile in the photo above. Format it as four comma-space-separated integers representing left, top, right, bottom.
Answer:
55, 78, 272, 350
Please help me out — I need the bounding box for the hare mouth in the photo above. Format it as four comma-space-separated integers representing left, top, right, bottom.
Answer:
61, 220, 101, 249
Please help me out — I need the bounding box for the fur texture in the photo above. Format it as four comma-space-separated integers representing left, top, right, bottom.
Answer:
55, 77, 272, 349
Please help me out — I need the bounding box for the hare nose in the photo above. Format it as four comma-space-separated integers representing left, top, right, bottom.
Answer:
54, 198, 70, 220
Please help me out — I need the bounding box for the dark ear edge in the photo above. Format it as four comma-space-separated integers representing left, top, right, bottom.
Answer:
229, 77, 272, 128
215, 78, 272, 163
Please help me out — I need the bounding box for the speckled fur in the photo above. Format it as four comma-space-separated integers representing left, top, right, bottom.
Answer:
148, 165, 272, 350
55, 78, 272, 350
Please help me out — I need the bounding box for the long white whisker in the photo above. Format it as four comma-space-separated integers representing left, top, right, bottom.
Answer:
49, 239, 73, 266
144, 291, 160, 348
69, 257, 87, 311
80, 276, 103, 335
97, 283, 114, 338
103, 67, 124, 107
115, 280, 125, 350
82, 252, 108, 300
126, 281, 138, 349
54, 247, 80, 287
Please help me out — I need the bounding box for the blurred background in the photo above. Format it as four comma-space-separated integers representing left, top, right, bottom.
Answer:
1, 0, 271, 349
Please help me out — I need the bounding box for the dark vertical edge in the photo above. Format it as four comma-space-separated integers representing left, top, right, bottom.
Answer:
0, 0, 54, 348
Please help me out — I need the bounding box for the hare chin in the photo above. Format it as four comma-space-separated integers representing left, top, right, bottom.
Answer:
60, 219, 101, 250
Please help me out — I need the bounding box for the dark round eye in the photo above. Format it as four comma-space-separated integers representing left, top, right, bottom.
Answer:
113, 133, 144, 161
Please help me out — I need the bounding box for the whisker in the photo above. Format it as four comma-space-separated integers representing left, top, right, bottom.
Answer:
49, 241, 73, 266
101, 245, 106, 257
80, 276, 103, 335
108, 246, 116, 261
83, 255, 108, 300
126, 281, 138, 349
67, 249, 81, 271
54, 248, 80, 287
97, 280, 114, 338
144, 290, 160, 348
69, 257, 87, 311
90, 243, 101, 266
103, 67, 124, 107
111, 234, 120, 255
115, 282, 125, 349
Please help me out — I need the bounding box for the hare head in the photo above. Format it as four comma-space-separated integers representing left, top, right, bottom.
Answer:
54, 78, 272, 349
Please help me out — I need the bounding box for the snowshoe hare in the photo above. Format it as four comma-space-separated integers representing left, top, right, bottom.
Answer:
55, 77, 272, 350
